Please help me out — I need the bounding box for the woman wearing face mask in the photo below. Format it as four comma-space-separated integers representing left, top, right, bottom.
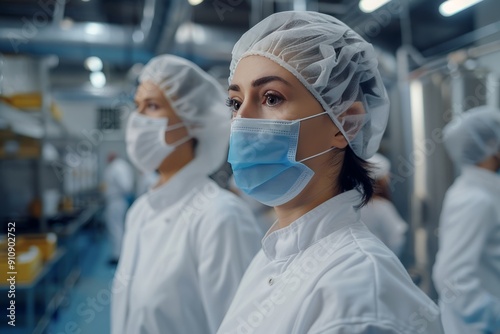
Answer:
111, 55, 262, 334
217, 12, 444, 334
433, 106, 500, 334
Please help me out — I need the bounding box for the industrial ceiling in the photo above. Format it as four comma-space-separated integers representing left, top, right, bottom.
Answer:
0, 0, 486, 94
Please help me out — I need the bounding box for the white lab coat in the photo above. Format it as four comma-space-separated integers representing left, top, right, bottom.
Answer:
136, 171, 160, 197
104, 158, 134, 259
360, 198, 408, 258
217, 190, 444, 334
433, 166, 500, 334
111, 160, 262, 334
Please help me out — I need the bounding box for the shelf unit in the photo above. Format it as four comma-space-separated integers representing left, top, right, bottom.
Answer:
1, 55, 104, 334
0, 205, 102, 334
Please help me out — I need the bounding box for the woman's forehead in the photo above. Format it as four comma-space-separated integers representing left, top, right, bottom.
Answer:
231, 55, 297, 87
135, 80, 163, 99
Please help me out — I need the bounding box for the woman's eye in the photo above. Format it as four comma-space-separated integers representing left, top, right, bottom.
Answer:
147, 103, 159, 110
264, 93, 283, 107
226, 98, 241, 112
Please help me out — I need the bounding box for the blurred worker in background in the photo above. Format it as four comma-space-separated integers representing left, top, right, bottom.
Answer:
218, 11, 444, 334
360, 153, 408, 258
111, 54, 262, 334
103, 152, 134, 265
433, 106, 500, 334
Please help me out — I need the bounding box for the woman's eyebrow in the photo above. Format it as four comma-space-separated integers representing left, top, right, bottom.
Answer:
228, 76, 291, 92
252, 76, 291, 88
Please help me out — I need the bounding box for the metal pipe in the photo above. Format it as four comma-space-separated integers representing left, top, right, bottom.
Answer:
400, 0, 412, 47
250, 0, 263, 27
293, 0, 307, 11
51, 0, 66, 27
410, 39, 500, 80
38, 57, 51, 232
421, 21, 500, 57
317, 3, 348, 15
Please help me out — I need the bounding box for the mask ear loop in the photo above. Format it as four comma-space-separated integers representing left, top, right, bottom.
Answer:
296, 111, 335, 163
298, 147, 336, 163
165, 122, 187, 131
164, 121, 193, 148
295, 111, 329, 123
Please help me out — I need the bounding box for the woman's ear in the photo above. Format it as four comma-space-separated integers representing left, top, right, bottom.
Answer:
331, 129, 348, 149
331, 101, 366, 149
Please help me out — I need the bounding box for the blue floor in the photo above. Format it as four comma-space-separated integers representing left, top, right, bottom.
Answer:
47, 233, 116, 334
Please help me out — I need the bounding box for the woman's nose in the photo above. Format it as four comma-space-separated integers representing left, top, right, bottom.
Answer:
236, 101, 257, 119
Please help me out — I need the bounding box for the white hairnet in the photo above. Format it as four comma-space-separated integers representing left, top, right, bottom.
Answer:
139, 54, 230, 175
368, 153, 391, 180
443, 106, 500, 166
229, 11, 389, 159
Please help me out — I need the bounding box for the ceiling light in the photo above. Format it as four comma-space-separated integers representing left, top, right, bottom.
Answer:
174, 23, 206, 44
359, 0, 391, 13
175, 23, 192, 44
188, 0, 204, 5
90, 71, 106, 88
84, 57, 103, 72
439, 0, 484, 17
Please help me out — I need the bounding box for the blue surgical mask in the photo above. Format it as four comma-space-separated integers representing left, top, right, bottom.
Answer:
228, 112, 335, 206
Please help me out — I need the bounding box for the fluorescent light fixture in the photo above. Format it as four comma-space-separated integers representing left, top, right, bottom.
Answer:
439, 0, 484, 17
359, 0, 391, 13
84, 57, 103, 72
188, 0, 204, 5
175, 22, 206, 44
175, 23, 192, 44
90, 71, 106, 88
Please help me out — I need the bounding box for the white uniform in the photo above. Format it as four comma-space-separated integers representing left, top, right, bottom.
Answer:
136, 171, 160, 197
217, 190, 444, 334
433, 166, 500, 334
104, 158, 134, 259
111, 160, 262, 334
360, 198, 408, 258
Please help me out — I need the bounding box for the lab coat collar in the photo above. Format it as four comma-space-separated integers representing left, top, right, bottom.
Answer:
462, 165, 500, 198
262, 189, 362, 261
146, 157, 207, 211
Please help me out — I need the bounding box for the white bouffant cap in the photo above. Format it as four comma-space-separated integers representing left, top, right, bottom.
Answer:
443, 106, 500, 166
140, 54, 230, 174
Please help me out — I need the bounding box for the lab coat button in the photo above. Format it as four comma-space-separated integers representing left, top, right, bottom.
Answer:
268, 278, 274, 286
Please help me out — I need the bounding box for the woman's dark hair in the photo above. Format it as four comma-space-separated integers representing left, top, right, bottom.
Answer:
338, 146, 374, 207
373, 178, 391, 201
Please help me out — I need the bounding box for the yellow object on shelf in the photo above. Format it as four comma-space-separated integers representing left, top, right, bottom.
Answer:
50, 102, 63, 121
18, 233, 57, 261
0, 93, 42, 109
59, 196, 74, 213
0, 93, 63, 121
0, 130, 41, 159
0, 233, 58, 262
0, 246, 43, 284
